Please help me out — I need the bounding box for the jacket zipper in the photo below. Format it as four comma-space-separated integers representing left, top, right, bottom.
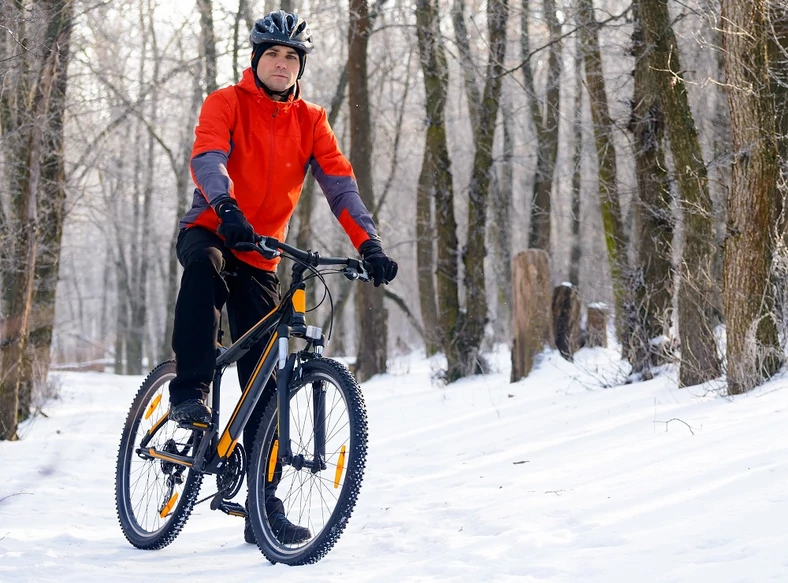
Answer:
267, 106, 278, 201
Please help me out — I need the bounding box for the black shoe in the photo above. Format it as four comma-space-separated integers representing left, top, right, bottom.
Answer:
169, 398, 211, 425
269, 512, 311, 544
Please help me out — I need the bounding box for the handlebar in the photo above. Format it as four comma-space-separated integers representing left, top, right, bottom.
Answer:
234, 236, 371, 283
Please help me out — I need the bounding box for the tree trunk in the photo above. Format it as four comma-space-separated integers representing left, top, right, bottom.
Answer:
349, 0, 388, 381
0, 0, 70, 439
492, 95, 514, 340
511, 250, 552, 381
641, 0, 721, 386
461, 0, 508, 376
769, 4, 788, 166
569, 28, 583, 287
415, 0, 449, 358
523, 0, 562, 251
451, 0, 511, 345
576, 0, 627, 346
28, 0, 73, 409
552, 284, 581, 361
127, 1, 158, 375
722, 0, 781, 394
627, 0, 673, 375
196, 0, 218, 95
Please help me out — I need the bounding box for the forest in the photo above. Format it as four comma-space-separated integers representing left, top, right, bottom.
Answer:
0, 0, 786, 440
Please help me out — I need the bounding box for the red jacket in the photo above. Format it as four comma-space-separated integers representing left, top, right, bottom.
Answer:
181, 67, 378, 270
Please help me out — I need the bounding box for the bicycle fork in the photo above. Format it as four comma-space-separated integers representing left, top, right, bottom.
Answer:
275, 325, 327, 473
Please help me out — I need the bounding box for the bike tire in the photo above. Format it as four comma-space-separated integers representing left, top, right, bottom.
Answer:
115, 360, 204, 549
247, 357, 368, 565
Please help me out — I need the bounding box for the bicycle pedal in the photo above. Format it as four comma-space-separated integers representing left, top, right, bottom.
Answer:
177, 420, 212, 431
214, 499, 246, 518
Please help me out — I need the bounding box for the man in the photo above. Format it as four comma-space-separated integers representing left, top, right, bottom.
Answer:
168, 11, 398, 544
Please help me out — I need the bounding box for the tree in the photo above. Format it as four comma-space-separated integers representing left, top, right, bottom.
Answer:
576, 0, 628, 346
416, 0, 459, 365
0, 0, 73, 439
452, 0, 512, 342
568, 24, 583, 287
461, 0, 508, 377
722, 0, 782, 394
627, 0, 673, 375
521, 0, 562, 251
641, 0, 720, 386
348, 0, 388, 381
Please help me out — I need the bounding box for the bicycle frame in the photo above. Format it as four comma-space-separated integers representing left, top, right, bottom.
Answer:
138, 238, 367, 491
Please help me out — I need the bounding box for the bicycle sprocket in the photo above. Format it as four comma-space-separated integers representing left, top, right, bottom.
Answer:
216, 443, 246, 500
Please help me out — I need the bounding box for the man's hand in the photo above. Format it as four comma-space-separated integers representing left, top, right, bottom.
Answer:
216, 200, 256, 249
359, 240, 398, 287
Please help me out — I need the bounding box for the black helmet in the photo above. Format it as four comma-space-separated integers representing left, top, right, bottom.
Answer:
250, 11, 313, 79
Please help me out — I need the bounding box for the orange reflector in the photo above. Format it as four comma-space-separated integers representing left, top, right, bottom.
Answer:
144, 394, 162, 420
292, 289, 306, 313
159, 492, 179, 518
334, 445, 346, 488
267, 439, 279, 483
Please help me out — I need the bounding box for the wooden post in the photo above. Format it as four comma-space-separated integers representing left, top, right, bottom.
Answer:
586, 303, 608, 348
511, 250, 553, 382
552, 283, 581, 360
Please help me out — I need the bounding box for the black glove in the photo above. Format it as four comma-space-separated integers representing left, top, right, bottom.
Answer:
216, 200, 255, 249
359, 239, 398, 287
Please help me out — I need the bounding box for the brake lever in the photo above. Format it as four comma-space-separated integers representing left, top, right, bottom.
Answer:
343, 260, 371, 283
233, 238, 280, 260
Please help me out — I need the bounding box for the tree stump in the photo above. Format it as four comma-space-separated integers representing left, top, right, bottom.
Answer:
586, 303, 608, 348
511, 250, 553, 382
552, 283, 581, 361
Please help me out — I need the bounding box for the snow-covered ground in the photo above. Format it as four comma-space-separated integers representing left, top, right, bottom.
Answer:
2, 345, 788, 582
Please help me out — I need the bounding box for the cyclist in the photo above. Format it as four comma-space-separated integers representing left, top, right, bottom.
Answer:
168, 10, 398, 544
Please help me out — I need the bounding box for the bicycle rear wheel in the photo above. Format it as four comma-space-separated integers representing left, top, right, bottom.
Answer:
115, 361, 204, 549
247, 357, 368, 565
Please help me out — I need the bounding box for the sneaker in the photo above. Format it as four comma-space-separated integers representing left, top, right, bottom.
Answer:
169, 398, 211, 425
269, 512, 311, 544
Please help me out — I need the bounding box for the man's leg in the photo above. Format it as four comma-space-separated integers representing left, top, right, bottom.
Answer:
224, 263, 280, 449
170, 228, 231, 415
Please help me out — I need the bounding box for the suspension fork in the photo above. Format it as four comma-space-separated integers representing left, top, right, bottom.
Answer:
312, 379, 327, 472
276, 324, 296, 464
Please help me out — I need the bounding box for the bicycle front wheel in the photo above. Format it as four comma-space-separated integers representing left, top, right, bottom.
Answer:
247, 357, 368, 565
115, 361, 204, 549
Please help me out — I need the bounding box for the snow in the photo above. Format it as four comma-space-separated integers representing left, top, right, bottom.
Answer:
2, 346, 788, 581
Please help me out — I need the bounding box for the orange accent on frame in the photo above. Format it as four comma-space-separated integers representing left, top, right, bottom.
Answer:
292, 289, 306, 313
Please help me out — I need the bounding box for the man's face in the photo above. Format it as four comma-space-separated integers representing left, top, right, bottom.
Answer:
256, 45, 300, 92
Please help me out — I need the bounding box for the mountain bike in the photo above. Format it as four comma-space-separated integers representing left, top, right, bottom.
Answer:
115, 236, 372, 565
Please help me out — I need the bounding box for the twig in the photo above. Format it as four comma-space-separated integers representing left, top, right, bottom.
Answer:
0, 492, 32, 504
654, 417, 696, 435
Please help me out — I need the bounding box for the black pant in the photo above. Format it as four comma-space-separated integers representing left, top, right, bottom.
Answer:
171, 227, 279, 450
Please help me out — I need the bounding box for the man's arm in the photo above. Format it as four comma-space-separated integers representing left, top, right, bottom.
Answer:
308, 107, 379, 249
190, 90, 235, 210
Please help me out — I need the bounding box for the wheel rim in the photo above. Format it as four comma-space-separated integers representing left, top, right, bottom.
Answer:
121, 373, 198, 538
258, 371, 355, 553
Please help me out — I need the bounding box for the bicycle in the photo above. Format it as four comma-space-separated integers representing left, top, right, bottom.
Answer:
115, 236, 373, 565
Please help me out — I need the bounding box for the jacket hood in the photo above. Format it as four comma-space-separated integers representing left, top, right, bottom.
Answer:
236, 67, 301, 110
